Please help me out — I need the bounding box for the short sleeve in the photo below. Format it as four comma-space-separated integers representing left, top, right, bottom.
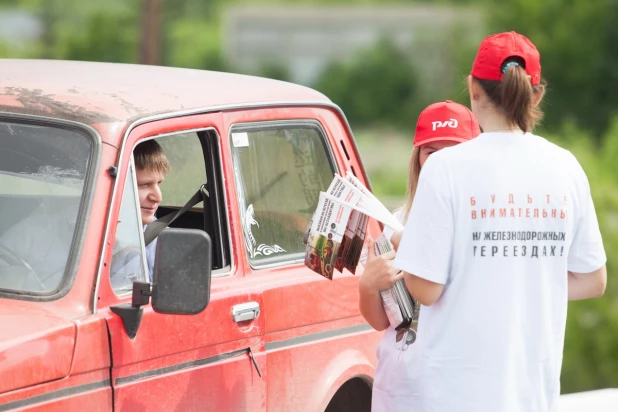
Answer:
393, 155, 454, 284
567, 170, 606, 273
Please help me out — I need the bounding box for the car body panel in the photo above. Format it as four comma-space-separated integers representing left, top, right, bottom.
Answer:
0, 302, 75, 394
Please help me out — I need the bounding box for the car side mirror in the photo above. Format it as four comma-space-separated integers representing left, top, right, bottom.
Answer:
152, 228, 212, 315
111, 228, 212, 339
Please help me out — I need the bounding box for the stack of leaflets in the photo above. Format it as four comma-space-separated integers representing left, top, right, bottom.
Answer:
303, 172, 419, 331
370, 234, 419, 332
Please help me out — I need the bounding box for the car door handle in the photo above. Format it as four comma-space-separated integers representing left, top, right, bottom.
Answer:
232, 302, 260, 322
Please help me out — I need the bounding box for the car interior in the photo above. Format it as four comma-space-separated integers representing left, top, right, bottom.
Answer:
149, 129, 230, 272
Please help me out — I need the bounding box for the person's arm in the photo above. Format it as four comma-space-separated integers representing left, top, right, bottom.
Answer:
567, 158, 607, 301
390, 231, 402, 251
359, 284, 390, 331
359, 239, 403, 331
389, 230, 444, 306
568, 265, 607, 300
403, 274, 444, 306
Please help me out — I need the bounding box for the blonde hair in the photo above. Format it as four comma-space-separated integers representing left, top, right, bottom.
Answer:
134, 140, 171, 175
398, 147, 421, 223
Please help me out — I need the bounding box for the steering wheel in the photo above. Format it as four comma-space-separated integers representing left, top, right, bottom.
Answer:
0, 244, 46, 290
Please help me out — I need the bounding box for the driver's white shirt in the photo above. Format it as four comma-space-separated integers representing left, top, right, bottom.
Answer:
0, 204, 78, 291
109, 225, 156, 286
0, 205, 157, 292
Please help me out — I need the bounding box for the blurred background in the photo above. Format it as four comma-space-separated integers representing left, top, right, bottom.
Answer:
0, 0, 616, 394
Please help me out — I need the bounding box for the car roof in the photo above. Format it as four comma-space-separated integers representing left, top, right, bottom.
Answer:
0, 59, 331, 129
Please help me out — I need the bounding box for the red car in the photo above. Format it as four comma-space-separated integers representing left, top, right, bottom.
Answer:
0, 60, 383, 411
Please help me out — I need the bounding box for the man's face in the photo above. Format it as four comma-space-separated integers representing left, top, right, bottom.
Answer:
136, 167, 165, 224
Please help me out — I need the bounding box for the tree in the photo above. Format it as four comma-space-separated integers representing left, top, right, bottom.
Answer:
139, 0, 163, 65
486, 0, 618, 138
314, 38, 421, 129
62, 11, 137, 63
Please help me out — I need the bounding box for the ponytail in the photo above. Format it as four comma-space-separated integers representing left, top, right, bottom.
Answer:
474, 58, 545, 133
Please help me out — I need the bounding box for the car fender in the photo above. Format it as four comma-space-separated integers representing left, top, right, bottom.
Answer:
305, 348, 375, 412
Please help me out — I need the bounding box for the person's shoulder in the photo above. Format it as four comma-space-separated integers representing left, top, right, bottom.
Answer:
424, 139, 476, 174
433, 135, 484, 161
529, 133, 584, 169
527, 134, 592, 195
527, 132, 570, 152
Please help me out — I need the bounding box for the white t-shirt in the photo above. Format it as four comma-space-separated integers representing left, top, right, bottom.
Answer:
392, 132, 606, 412
372, 209, 424, 412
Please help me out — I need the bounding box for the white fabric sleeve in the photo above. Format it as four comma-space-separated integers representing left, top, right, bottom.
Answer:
393, 156, 454, 285
567, 169, 606, 273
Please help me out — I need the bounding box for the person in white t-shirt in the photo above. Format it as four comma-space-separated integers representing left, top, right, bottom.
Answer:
389, 31, 607, 412
359, 101, 480, 412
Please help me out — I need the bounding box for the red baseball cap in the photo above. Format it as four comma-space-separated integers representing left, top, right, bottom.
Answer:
414, 100, 480, 147
471, 31, 542, 85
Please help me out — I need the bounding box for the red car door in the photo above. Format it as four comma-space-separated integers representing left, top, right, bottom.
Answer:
98, 113, 267, 412
222, 107, 382, 411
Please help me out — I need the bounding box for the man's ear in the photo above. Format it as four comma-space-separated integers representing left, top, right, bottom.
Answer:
467, 76, 481, 102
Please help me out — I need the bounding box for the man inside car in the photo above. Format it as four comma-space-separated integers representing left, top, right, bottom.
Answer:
0, 139, 170, 292
110, 140, 170, 287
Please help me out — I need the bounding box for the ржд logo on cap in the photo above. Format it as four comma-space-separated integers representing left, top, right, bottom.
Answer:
432, 118, 458, 131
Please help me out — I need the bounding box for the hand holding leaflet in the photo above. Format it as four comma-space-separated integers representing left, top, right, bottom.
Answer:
304, 173, 403, 278
302, 173, 419, 333
371, 233, 419, 332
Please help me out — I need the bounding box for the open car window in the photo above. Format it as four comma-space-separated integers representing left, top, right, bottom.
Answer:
111, 130, 231, 296
158, 132, 207, 209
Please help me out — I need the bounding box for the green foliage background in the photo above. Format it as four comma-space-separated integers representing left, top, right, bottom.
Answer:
0, 0, 616, 394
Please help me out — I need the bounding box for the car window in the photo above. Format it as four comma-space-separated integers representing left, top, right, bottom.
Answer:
158, 132, 207, 208
0, 121, 92, 294
111, 132, 231, 294
231, 122, 336, 268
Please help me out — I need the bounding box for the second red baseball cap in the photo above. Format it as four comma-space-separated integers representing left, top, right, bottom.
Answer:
414, 100, 481, 147
471, 31, 542, 85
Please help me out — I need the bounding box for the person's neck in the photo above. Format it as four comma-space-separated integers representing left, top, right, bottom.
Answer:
476, 107, 523, 134
482, 124, 523, 134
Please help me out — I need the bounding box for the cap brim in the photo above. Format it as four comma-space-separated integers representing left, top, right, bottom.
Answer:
414, 136, 474, 147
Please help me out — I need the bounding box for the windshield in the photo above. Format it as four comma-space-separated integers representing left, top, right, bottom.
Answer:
0, 120, 93, 294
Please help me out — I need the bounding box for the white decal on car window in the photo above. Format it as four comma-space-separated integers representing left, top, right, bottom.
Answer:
243, 204, 286, 259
